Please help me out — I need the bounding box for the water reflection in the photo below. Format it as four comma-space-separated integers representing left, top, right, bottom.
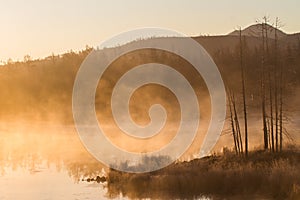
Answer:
0, 122, 111, 199
0, 121, 214, 200
2, 124, 98, 169
1, 121, 298, 200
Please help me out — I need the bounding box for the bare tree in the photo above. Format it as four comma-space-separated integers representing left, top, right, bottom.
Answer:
278, 19, 284, 151
232, 92, 244, 154
273, 17, 284, 152
228, 91, 239, 154
239, 28, 248, 156
274, 17, 279, 152
268, 67, 275, 152
260, 20, 269, 150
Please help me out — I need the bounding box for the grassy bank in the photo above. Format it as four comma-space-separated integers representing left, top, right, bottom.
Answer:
106, 149, 300, 199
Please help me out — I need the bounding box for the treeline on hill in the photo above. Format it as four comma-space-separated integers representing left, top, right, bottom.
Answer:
0, 25, 299, 128
0, 48, 90, 122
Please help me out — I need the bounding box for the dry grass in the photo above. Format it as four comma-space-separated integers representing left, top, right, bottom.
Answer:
106, 149, 300, 199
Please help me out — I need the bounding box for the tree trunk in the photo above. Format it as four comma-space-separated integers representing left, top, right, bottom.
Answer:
239, 28, 248, 156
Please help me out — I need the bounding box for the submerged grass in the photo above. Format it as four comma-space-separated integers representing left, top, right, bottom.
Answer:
106, 148, 300, 199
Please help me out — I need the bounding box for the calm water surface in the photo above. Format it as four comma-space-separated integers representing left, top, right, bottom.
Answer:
0, 122, 212, 200
0, 122, 114, 200
1, 119, 298, 200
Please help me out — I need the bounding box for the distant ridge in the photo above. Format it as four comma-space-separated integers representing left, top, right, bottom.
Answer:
228, 23, 287, 39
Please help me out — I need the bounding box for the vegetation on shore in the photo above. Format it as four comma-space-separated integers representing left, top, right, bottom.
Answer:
107, 148, 300, 200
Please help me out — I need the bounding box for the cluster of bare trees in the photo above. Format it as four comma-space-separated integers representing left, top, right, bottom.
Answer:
260, 17, 284, 152
228, 27, 248, 155
228, 17, 286, 156
228, 91, 244, 155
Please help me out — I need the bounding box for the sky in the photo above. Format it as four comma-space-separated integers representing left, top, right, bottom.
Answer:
0, 0, 300, 62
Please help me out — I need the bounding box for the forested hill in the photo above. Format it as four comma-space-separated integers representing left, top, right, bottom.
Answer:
0, 24, 299, 124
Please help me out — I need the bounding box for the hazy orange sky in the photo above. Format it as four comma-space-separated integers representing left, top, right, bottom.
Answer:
0, 0, 299, 62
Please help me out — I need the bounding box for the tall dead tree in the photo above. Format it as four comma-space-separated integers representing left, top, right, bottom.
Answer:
263, 17, 277, 152
239, 28, 248, 156
228, 91, 239, 154
274, 17, 279, 152
267, 119, 272, 151
260, 21, 269, 150
264, 17, 275, 152
278, 18, 284, 151
279, 64, 283, 151
232, 93, 243, 154
268, 68, 275, 152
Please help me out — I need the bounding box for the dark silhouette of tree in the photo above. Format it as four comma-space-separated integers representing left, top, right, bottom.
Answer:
239, 28, 249, 156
